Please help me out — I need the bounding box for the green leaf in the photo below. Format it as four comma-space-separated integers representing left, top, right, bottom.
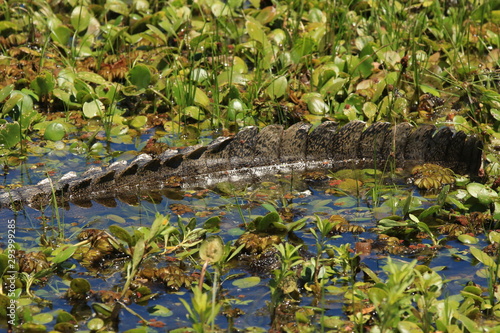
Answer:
78, 71, 107, 84
71, 6, 91, 32
31, 72, 55, 97
0, 121, 20, 148
128, 115, 148, 129
129, 64, 151, 90
457, 234, 478, 245
132, 238, 145, 269
398, 321, 424, 333
51, 245, 77, 264
106, 0, 130, 16
266, 76, 287, 99
256, 211, 280, 232
470, 247, 496, 268
246, 20, 267, 45
109, 225, 133, 247
146, 24, 167, 43
1, 93, 23, 114
87, 318, 105, 331
199, 235, 224, 264
147, 304, 173, 317
0, 84, 13, 103
70, 278, 91, 294
51, 25, 72, 45
83, 100, 105, 118
44, 122, 66, 141
194, 87, 210, 109
232, 276, 261, 289
182, 106, 205, 121
32, 313, 54, 325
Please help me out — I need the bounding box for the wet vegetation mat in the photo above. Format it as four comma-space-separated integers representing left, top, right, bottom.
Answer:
1, 0, 500, 332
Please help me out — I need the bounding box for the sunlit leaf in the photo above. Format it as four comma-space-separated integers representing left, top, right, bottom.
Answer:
232, 276, 261, 289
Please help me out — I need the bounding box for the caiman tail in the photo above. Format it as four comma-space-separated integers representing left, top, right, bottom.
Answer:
0, 121, 483, 210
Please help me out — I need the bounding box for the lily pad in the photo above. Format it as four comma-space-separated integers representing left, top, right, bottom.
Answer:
232, 276, 261, 289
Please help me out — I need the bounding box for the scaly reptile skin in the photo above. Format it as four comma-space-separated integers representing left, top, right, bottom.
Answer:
0, 121, 483, 210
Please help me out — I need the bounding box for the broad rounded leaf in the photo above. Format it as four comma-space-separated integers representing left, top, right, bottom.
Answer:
246, 20, 267, 45
398, 321, 424, 333
44, 122, 66, 141
266, 76, 287, 99
232, 276, 261, 289
70, 278, 91, 294
71, 6, 91, 32
0, 121, 20, 148
87, 318, 105, 331
129, 64, 151, 90
199, 235, 224, 264
109, 225, 133, 246
147, 304, 173, 317
83, 100, 105, 118
457, 234, 478, 245
32, 313, 54, 325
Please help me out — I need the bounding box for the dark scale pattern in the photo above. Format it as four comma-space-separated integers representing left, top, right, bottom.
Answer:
0, 121, 483, 210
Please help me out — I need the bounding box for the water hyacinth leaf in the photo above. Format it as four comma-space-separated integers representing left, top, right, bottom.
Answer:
266, 76, 287, 99
470, 247, 496, 268
306, 95, 329, 115
203, 216, 221, 232
256, 211, 280, 231
147, 304, 173, 317
398, 321, 424, 333
129, 64, 151, 90
246, 20, 267, 46
78, 71, 107, 84
87, 318, 105, 331
363, 102, 377, 121
32, 313, 54, 325
182, 106, 205, 121
227, 99, 245, 121
83, 100, 105, 118
129, 115, 147, 129
320, 77, 346, 96
146, 24, 167, 43
0, 84, 13, 103
0, 121, 20, 148
71, 6, 91, 32
2, 92, 24, 115
70, 278, 91, 294
489, 231, 500, 244
106, 0, 130, 15
199, 235, 224, 264
457, 234, 478, 245
232, 276, 261, 289
291, 37, 315, 63
109, 225, 133, 247
44, 122, 66, 141
51, 245, 77, 264
194, 87, 211, 109
466, 183, 498, 205
51, 25, 72, 45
